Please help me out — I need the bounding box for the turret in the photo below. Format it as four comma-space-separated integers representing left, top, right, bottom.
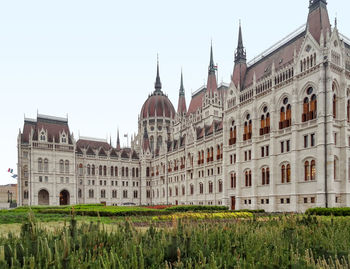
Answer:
232, 22, 247, 91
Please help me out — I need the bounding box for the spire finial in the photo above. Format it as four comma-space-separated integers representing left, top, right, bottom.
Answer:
235, 21, 246, 64
179, 69, 185, 96
335, 14, 337, 28
154, 54, 162, 92
116, 128, 120, 150
208, 41, 216, 74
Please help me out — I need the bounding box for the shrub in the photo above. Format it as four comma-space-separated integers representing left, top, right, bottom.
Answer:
165, 205, 229, 212
306, 207, 350, 216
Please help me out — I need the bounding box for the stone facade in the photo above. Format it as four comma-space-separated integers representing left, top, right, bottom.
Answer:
17, 1, 350, 212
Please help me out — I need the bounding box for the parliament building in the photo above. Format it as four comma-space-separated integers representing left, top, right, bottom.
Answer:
17, 1, 350, 212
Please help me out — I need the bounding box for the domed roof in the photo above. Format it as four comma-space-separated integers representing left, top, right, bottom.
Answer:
141, 92, 175, 119
140, 59, 175, 120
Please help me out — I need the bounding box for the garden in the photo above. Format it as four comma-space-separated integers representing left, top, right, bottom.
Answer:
1, 205, 350, 268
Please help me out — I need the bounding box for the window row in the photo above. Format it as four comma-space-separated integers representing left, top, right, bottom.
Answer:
83, 189, 137, 199
79, 164, 139, 178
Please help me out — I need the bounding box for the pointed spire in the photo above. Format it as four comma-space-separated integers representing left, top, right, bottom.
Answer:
179, 69, 185, 96
177, 70, 187, 115
206, 42, 218, 96
154, 54, 162, 92
309, 0, 327, 11
208, 41, 216, 75
235, 21, 246, 64
116, 129, 120, 150
307, 0, 330, 44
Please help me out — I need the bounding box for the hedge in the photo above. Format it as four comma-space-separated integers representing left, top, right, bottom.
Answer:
306, 207, 350, 216
165, 205, 229, 212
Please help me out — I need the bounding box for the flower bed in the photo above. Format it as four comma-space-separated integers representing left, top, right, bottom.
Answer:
152, 211, 253, 221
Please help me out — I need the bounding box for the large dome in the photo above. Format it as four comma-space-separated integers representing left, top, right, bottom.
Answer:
141, 91, 175, 119
140, 60, 175, 120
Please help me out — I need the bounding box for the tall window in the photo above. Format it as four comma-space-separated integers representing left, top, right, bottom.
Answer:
218, 180, 223, 193
280, 97, 291, 129
79, 164, 83, 176
231, 173, 236, 188
115, 167, 118, 177
59, 160, 64, 173
260, 106, 270, 135
304, 160, 315, 181
333, 82, 337, 119
302, 87, 317, 122
310, 160, 316, 181
208, 181, 213, 193
38, 158, 43, 172
199, 182, 204, 194
44, 159, 48, 172
103, 166, 107, 176
123, 190, 128, 198
245, 170, 252, 187
281, 165, 286, 183
101, 189, 106, 198
89, 189, 94, 198
286, 164, 291, 183
262, 167, 269, 185
190, 184, 194, 195
92, 165, 95, 176
99, 165, 103, 176
65, 160, 69, 174
111, 166, 114, 177
243, 114, 252, 141
112, 190, 117, 198
87, 164, 91, 175
229, 121, 237, 145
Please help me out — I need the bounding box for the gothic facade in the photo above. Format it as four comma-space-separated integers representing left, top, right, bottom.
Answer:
18, 1, 350, 212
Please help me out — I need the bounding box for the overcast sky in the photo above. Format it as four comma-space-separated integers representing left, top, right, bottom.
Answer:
0, 0, 349, 185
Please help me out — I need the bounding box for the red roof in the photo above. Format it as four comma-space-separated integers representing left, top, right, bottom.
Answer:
76, 139, 111, 150
188, 89, 205, 115
141, 93, 175, 119
307, 3, 331, 45
22, 115, 71, 144
177, 95, 187, 115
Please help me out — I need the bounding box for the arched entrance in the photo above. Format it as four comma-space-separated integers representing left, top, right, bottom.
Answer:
38, 189, 49, 205
59, 190, 70, 205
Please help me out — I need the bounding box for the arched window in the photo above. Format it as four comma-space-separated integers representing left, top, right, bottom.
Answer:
112, 190, 117, 198
136, 168, 138, 177
333, 82, 337, 119
245, 170, 252, 187
100, 189, 106, 198
208, 181, 213, 193
249, 171, 252, 187
199, 182, 204, 194
99, 165, 103, 176
79, 164, 83, 176
217, 145, 221, 160
310, 160, 316, 181
182, 185, 185, 196
280, 97, 291, 129
115, 167, 118, 177
122, 167, 125, 177
162, 188, 165, 197
175, 186, 178, 196
103, 166, 107, 176
260, 106, 270, 135
65, 160, 69, 174
132, 168, 135, 178
262, 168, 266, 185
38, 158, 43, 172
334, 157, 337, 180
169, 187, 172, 197
92, 165, 95, 176
146, 167, 150, 177
89, 189, 94, 198
218, 180, 223, 193
78, 189, 82, 198
266, 167, 270, 185
110, 166, 114, 177
286, 164, 291, 183
190, 184, 194, 195
126, 167, 129, 177
304, 161, 310, 181
347, 99, 350, 123
229, 121, 237, 145
87, 164, 91, 176
281, 165, 286, 183
59, 160, 64, 173
44, 159, 48, 172
243, 114, 252, 141
23, 190, 29, 199
303, 87, 317, 122
231, 173, 236, 188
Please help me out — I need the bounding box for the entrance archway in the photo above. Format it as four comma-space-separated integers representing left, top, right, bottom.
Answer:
59, 190, 70, 205
38, 189, 49, 205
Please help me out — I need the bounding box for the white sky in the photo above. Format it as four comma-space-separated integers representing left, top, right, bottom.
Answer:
0, 0, 349, 185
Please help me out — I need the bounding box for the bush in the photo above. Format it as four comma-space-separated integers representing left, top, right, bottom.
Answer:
306, 207, 350, 216
165, 205, 229, 212
235, 209, 265, 213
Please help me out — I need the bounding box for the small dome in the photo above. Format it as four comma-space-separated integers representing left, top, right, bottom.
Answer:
140, 59, 175, 120
140, 91, 175, 119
